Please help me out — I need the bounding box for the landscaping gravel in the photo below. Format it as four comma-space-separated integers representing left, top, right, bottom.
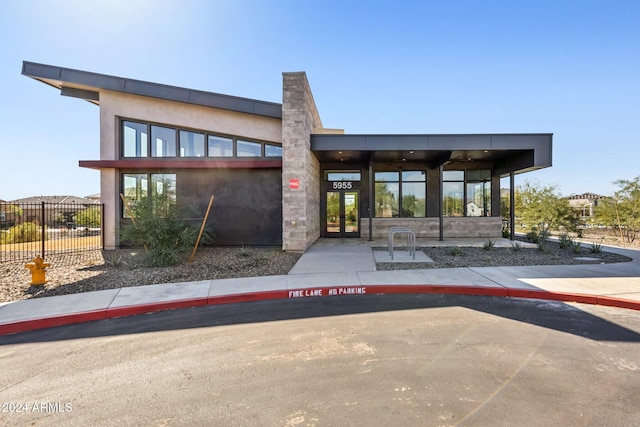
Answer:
0, 241, 633, 303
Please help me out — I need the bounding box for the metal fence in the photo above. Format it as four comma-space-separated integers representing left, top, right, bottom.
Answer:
0, 202, 103, 263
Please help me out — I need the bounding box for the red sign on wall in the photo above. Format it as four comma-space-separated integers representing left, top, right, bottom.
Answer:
289, 179, 300, 190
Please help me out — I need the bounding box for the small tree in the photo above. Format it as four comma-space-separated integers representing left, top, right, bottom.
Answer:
120, 194, 208, 267
595, 176, 640, 244
75, 206, 101, 228
514, 180, 579, 232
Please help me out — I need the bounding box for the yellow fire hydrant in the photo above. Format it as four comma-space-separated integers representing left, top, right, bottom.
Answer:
25, 256, 51, 286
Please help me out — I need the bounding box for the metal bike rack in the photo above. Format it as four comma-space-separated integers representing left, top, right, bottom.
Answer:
387, 227, 416, 260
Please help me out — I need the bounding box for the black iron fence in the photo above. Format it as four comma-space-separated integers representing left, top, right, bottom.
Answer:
0, 202, 103, 263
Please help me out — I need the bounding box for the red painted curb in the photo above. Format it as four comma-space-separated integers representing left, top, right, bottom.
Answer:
106, 297, 210, 319
596, 295, 640, 311
0, 310, 106, 336
1, 285, 639, 336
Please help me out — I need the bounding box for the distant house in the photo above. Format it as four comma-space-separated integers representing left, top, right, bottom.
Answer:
567, 193, 606, 220
8, 195, 100, 227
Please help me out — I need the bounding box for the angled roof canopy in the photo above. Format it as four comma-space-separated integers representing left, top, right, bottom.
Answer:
21, 61, 282, 119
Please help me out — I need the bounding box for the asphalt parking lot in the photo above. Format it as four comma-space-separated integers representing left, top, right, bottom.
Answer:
1, 294, 640, 426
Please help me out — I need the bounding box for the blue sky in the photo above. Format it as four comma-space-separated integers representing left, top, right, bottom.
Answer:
1, 0, 638, 200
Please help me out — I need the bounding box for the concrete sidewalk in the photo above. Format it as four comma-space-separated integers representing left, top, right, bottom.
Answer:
1, 242, 640, 336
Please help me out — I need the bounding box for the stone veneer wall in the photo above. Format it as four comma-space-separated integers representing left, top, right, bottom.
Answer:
281, 72, 323, 251
361, 217, 502, 239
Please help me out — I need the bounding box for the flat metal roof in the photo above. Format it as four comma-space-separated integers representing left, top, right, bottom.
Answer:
21, 61, 283, 119
311, 133, 553, 175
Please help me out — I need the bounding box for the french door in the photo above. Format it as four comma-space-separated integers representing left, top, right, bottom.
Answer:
325, 190, 360, 237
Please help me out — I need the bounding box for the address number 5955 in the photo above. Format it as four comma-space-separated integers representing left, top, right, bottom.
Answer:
332, 181, 353, 190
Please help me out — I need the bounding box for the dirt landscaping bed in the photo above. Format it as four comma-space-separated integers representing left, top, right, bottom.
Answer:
0, 237, 635, 303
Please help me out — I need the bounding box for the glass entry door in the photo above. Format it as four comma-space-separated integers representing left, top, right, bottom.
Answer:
325, 190, 359, 237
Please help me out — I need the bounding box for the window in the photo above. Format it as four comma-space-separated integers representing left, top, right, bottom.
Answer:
179, 130, 205, 157
122, 173, 176, 218
121, 120, 278, 158
236, 140, 261, 157
265, 144, 283, 157
208, 135, 233, 157
123, 121, 148, 157
151, 125, 176, 157
122, 174, 148, 218
443, 170, 491, 217
467, 169, 491, 217
443, 171, 464, 217
325, 171, 361, 181
375, 171, 426, 218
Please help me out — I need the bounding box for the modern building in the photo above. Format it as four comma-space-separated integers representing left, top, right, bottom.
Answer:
22, 61, 552, 251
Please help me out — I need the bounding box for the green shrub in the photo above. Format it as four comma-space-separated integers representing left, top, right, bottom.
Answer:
449, 247, 463, 256
590, 242, 603, 254
483, 239, 495, 251
569, 240, 582, 254
526, 230, 539, 243
511, 241, 522, 252
558, 233, 571, 249
120, 197, 209, 267
0, 222, 44, 244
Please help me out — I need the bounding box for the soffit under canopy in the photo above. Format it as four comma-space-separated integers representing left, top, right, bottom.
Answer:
310, 133, 552, 175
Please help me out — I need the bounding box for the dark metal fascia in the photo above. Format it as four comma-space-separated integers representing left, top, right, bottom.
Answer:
22, 61, 283, 119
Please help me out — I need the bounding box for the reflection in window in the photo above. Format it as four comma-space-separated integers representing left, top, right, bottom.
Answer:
122, 173, 176, 218
122, 174, 148, 218
151, 174, 177, 216
208, 135, 233, 157
443, 170, 491, 217
123, 121, 147, 157
236, 140, 261, 157
325, 171, 361, 181
375, 171, 425, 218
179, 130, 205, 157
443, 182, 464, 217
265, 144, 283, 157
151, 126, 176, 157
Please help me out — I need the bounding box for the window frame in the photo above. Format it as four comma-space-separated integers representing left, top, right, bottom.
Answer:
374, 170, 426, 218
119, 118, 282, 159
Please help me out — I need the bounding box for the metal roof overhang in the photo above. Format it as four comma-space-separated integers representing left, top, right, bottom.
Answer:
311, 133, 552, 176
21, 61, 283, 119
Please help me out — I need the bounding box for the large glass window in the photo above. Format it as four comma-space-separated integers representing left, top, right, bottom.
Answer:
443, 171, 464, 217
265, 144, 283, 157
443, 170, 491, 217
208, 135, 233, 157
375, 171, 425, 218
151, 125, 176, 157
179, 130, 205, 157
123, 121, 148, 157
122, 174, 148, 218
236, 140, 262, 157
121, 120, 279, 159
122, 173, 176, 218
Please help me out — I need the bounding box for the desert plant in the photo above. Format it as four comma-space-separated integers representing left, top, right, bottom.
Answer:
483, 239, 495, 251
239, 245, 251, 257
526, 230, 539, 243
120, 196, 210, 267
569, 240, 583, 254
511, 241, 522, 252
538, 241, 554, 255
449, 247, 463, 256
590, 242, 603, 254
558, 233, 572, 249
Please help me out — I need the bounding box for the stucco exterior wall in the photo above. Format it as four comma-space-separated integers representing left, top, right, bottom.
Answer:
97, 91, 283, 249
